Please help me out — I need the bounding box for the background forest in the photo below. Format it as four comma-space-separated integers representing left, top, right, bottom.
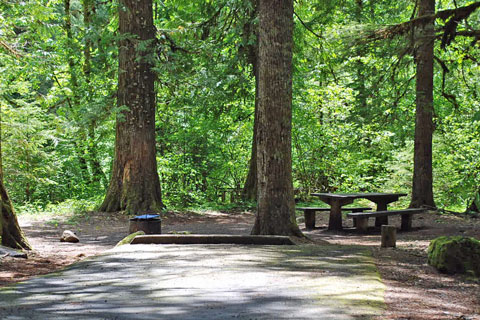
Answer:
1, 0, 480, 213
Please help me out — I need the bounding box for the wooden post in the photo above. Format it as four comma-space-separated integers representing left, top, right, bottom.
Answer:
381, 225, 396, 248
328, 200, 343, 230
401, 213, 413, 231
350, 208, 363, 228
356, 217, 369, 233
375, 201, 389, 227
304, 209, 315, 230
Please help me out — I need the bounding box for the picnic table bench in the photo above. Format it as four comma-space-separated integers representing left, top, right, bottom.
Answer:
217, 187, 241, 203
311, 192, 407, 230
296, 206, 371, 230
347, 208, 425, 232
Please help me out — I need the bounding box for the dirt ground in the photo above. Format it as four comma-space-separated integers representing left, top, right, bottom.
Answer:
1, 209, 479, 320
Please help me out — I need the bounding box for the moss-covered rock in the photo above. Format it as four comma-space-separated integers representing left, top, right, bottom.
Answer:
115, 231, 145, 247
427, 236, 480, 277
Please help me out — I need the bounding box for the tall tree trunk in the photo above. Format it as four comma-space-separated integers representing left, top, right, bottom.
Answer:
100, 0, 163, 214
467, 187, 480, 213
65, 0, 90, 181
0, 108, 31, 250
0, 107, 3, 186
242, 98, 258, 201
410, 0, 436, 208
242, 0, 258, 202
0, 180, 31, 250
82, 0, 106, 187
64, 0, 78, 102
88, 122, 107, 186
353, 0, 368, 114
251, 0, 303, 237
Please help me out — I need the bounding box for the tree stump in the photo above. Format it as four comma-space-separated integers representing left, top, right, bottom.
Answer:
381, 225, 396, 248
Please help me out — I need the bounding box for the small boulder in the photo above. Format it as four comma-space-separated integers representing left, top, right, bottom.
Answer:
60, 230, 79, 243
427, 236, 480, 277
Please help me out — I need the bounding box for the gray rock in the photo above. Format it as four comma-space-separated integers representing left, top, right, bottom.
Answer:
60, 230, 79, 243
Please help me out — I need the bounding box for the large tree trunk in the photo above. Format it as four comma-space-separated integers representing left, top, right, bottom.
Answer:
410, 0, 436, 209
0, 180, 31, 250
100, 0, 163, 214
242, 100, 258, 202
0, 108, 30, 250
251, 0, 303, 237
0, 47, 30, 251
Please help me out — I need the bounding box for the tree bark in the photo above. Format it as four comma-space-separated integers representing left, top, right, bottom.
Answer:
87, 122, 107, 186
64, 0, 92, 183
0, 107, 3, 186
0, 98, 30, 250
82, 0, 107, 187
242, 100, 258, 201
0, 164, 31, 249
467, 187, 480, 213
251, 0, 303, 237
100, 0, 163, 214
411, 0, 436, 209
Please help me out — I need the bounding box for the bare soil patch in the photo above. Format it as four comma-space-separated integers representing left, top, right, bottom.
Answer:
1, 209, 479, 320
306, 211, 480, 320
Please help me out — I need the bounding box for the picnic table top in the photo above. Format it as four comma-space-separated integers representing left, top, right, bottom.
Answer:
311, 192, 407, 198
311, 192, 407, 199
311, 192, 408, 206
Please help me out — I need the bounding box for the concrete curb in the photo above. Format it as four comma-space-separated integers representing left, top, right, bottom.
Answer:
131, 234, 295, 245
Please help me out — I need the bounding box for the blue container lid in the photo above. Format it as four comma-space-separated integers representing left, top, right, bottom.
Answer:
131, 214, 160, 220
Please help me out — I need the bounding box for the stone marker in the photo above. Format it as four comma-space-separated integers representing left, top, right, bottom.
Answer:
60, 230, 79, 243
381, 225, 396, 248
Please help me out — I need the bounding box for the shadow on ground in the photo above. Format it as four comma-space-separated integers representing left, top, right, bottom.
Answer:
0, 244, 384, 320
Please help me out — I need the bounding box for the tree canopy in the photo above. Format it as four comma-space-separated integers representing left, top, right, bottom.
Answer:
1, 0, 480, 220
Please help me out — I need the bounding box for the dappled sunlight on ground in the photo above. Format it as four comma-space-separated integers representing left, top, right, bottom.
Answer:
1, 209, 479, 319
1, 244, 384, 319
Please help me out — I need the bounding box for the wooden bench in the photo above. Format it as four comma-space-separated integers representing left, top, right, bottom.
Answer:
296, 207, 371, 230
347, 208, 425, 232
217, 188, 241, 203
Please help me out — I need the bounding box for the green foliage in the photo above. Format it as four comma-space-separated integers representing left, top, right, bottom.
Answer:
16, 197, 101, 216
1, 0, 480, 212
153, 0, 254, 206
1, 0, 116, 205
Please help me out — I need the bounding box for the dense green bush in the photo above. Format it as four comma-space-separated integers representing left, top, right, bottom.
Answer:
1, 0, 480, 212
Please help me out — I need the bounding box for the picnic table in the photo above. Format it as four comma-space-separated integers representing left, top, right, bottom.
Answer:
311, 192, 407, 231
